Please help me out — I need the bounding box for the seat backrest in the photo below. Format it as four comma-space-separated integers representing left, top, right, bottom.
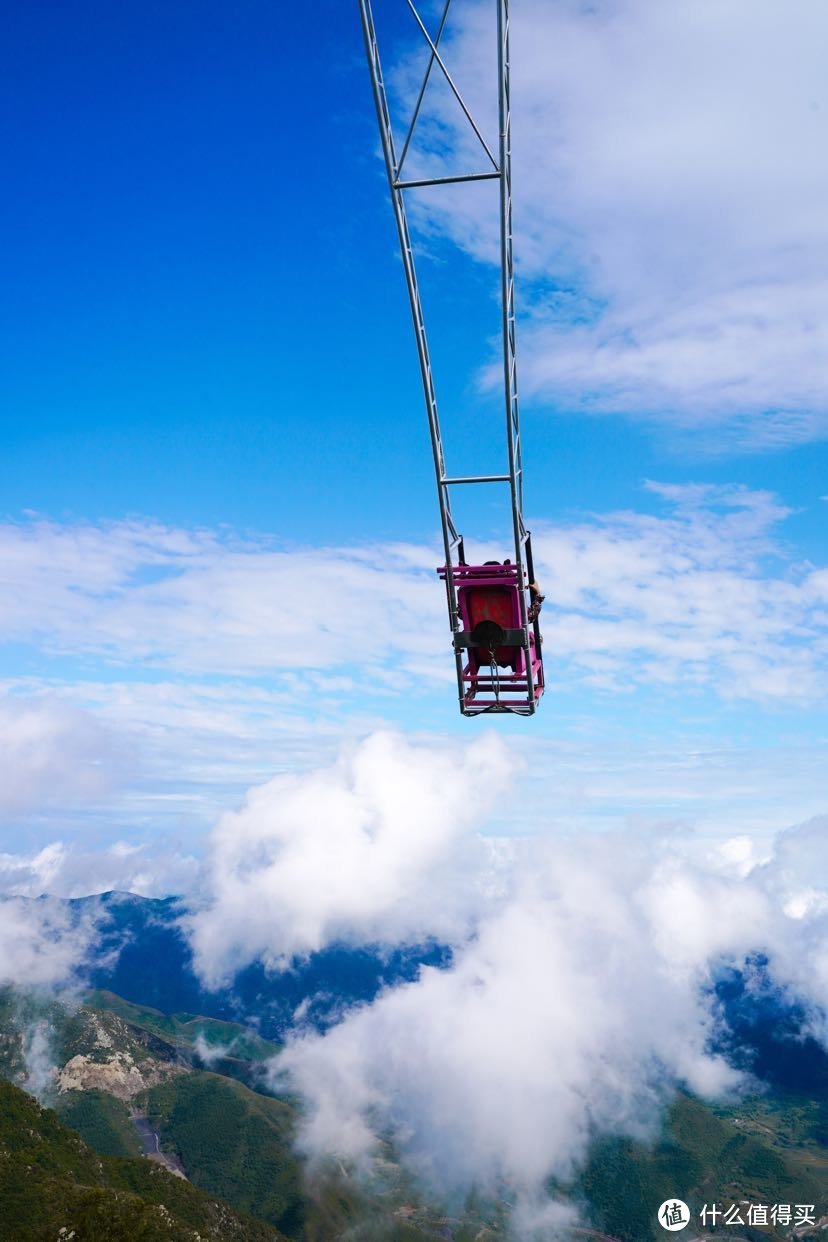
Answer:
462, 585, 521, 670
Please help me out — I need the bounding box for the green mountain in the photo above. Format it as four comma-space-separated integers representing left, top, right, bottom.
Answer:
575, 1090, 828, 1241
0, 986, 479, 1241
57, 1088, 144, 1158
3, 983, 828, 1240
145, 1071, 304, 1236
0, 1076, 285, 1242
0, 982, 277, 1102
87, 989, 282, 1062
141, 1069, 496, 1241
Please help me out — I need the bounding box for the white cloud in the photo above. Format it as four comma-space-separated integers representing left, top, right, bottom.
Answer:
276, 815, 828, 1210
187, 730, 516, 987
0, 697, 124, 816
531, 483, 827, 700
0, 713, 822, 1226
165, 729, 828, 1215
0, 517, 445, 680
0, 839, 199, 900
21, 1022, 57, 1101
2, 491, 824, 712
750, 816, 828, 1037
0, 493, 824, 844
192, 1031, 236, 1067
394, 0, 828, 444
0, 896, 102, 990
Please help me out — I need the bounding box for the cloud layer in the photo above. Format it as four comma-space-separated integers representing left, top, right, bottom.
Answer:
0, 517, 444, 679
0, 839, 199, 902
395, 0, 828, 444
276, 808, 828, 1209
0, 715, 825, 1229
532, 483, 827, 699
1, 489, 824, 839
171, 730, 828, 1213
0, 697, 122, 817
3, 485, 823, 703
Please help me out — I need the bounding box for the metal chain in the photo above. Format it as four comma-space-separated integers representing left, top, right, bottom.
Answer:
488, 647, 501, 706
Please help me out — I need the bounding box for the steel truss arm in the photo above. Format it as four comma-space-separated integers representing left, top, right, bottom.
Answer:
358, 0, 541, 715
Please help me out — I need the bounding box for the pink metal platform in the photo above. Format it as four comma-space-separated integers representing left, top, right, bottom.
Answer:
438, 562, 544, 716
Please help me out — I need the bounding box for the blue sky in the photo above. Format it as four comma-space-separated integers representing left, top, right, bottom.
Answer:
1, 1, 416, 536
5, 0, 825, 541
1, 0, 826, 894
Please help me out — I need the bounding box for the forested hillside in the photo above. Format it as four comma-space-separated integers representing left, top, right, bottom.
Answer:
3, 970, 828, 1241
0, 1077, 285, 1242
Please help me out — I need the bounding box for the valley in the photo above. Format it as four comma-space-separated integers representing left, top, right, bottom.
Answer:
2, 969, 828, 1241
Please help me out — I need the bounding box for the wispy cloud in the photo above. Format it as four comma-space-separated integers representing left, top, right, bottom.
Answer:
0, 517, 445, 679
0, 489, 824, 838
0, 895, 103, 990
395, 0, 828, 446
0, 839, 199, 900
531, 483, 827, 699
2, 487, 823, 702
0, 697, 125, 816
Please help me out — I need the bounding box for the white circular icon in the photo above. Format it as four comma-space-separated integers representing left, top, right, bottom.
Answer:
658, 1199, 690, 1232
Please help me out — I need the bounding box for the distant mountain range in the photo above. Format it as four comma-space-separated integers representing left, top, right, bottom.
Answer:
66, 890, 452, 1040
715, 957, 828, 1098
67, 891, 828, 1099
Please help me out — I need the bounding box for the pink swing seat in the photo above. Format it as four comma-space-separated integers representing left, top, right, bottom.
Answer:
437, 562, 544, 714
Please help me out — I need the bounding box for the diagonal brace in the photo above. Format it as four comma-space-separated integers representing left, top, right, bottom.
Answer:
397, 0, 452, 177
404, 0, 499, 171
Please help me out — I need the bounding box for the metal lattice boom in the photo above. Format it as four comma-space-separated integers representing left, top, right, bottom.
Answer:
358, 0, 543, 716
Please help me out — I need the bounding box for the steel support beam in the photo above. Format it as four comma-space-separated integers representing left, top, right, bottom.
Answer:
358, 0, 539, 715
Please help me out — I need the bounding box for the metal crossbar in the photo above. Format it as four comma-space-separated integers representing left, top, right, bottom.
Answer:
358, 0, 539, 715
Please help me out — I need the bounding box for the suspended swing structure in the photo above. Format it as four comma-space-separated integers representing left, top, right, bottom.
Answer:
359, 0, 544, 717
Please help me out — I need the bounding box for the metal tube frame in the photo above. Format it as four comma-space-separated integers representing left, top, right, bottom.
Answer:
358, 0, 541, 716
